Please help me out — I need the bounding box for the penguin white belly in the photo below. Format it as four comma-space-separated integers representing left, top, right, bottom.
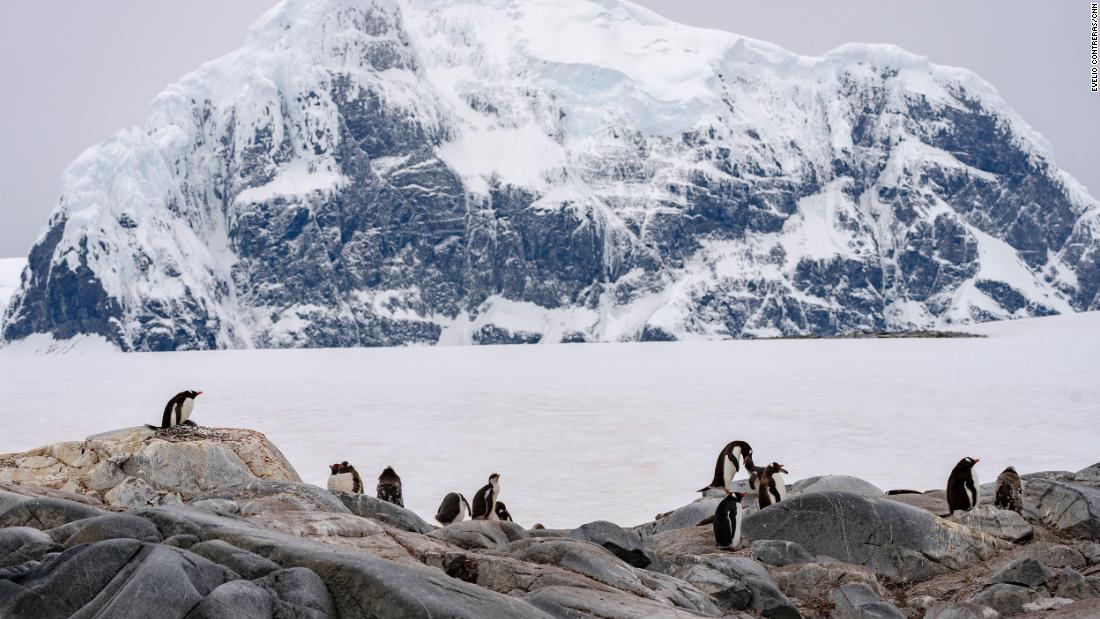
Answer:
732, 504, 743, 548
773, 473, 788, 501
179, 398, 194, 424
970, 470, 980, 506
722, 454, 740, 491
328, 473, 355, 493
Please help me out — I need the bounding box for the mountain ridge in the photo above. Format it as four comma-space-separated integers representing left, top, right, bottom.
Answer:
4, 0, 1099, 351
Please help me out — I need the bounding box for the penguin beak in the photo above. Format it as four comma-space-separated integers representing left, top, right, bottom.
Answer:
973, 459, 980, 464
195, 391, 203, 396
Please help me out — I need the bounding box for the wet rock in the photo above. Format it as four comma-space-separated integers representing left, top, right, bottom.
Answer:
334, 491, 433, 533
675, 555, 800, 618
429, 520, 528, 550
752, 539, 814, 566
948, 506, 1033, 543
568, 520, 659, 569
830, 582, 904, 618
742, 491, 1008, 582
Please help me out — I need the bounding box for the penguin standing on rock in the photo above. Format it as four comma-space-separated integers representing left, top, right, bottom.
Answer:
327, 462, 364, 494
376, 466, 404, 507
994, 466, 1023, 513
149, 390, 202, 429
471, 473, 500, 520
494, 501, 514, 522
699, 441, 753, 495
946, 457, 981, 515
435, 492, 471, 525
713, 492, 746, 549
757, 462, 789, 509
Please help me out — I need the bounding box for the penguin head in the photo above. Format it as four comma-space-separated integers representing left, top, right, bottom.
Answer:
488, 473, 500, 483
767, 462, 789, 475
959, 457, 980, 469
187, 390, 203, 399
731, 491, 746, 502
329, 463, 341, 474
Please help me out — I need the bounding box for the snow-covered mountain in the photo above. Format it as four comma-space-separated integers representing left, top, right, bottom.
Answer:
4, 0, 1099, 351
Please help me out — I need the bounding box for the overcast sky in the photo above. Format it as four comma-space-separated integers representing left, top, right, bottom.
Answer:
0, 1, 1096, 257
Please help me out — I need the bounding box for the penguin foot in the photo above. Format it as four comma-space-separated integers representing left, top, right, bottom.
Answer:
181, 420, 198, 427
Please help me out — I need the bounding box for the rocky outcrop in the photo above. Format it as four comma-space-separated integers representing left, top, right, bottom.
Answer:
1026, 476, 1100, 541
0, 426, 300, 509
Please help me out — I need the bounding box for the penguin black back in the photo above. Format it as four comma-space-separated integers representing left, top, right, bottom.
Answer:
376, 466, 404, 507
435, 492, 470, 525
994, 466, 1023, 513
471, 473, 500, 520
699, 440, 753, 493
713, 492, 745, 548
494, 501, 513, 522
946, 457, 981, 515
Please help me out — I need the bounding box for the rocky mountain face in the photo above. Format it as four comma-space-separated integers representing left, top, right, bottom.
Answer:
3, 0, 1099, 351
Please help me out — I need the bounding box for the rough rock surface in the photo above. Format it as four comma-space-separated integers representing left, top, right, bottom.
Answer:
0, 426, 300, 509
949, 506, 1034, 543
334, 491, 434, 533
789, 476, 884, 498
830, 582, 905, 618
1026, 478, 1100, 541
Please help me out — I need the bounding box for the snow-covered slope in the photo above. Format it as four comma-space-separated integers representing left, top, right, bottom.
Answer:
4, 0, 1100, 351
0, 258, 27, 325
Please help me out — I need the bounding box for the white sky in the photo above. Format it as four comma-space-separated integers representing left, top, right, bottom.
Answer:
0, 0, 1096, 257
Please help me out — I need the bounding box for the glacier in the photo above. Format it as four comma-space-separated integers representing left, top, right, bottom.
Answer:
3, 0, 1099, 351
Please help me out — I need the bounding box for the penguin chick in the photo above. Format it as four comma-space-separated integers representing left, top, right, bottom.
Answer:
994, 466, 1023, 514
494, 501, 514, 522
327, 461, 364, 494
699, 441, 753, 495
435, 492, 470, 525
744, 452, 765, 491
758, 462, 789, 510
946, 457, 981, 515
471, 473, 500, 520
713, 492, 746, 549
148, 390, 203, 430
376, 466, 404, 507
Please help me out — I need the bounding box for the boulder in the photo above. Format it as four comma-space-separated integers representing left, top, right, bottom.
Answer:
790, 476, 884, 498
1052, 567, 1099, 600
986, 556, 1053, 588
0, 427, 300, 507
675, 555, 800, 618
0, 497, 104, 530
752, 539, 814, 567
186, 567, 336, 619
0, 527, 62, 569
51, 513, 163, 546
741, 491, 1009, 582
949, 507, 1033, 543
525, 585, 721, 619
968, 583, 1040, 616
429, 520, 528, 550
1026, 479, 1100, 541
924, 601, 1001, 618
191, 480, 350, 515
829, 582, 904, 618
1075, 462, 1100, 483
771, 560, 882, 603
189, 539, 281, 579
568, 520, 660, 569
334, 491, 434, 533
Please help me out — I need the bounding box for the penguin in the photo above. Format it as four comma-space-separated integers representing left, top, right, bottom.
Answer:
713, 492, 746, 549
435, 492, 471, 525
376, 466, 404, 507
327, 462, 364, 494
471, 473, 500, 520
744, 453, 765, 491
946, 457, 981, 515
757, 462, 789, 509
494, 501, 514, 522
149, 390, 202, 429
994, 466, 1023, 513
698, 441, 754, 494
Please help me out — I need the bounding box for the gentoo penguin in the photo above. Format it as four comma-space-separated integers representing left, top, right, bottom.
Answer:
698, 441, 754, 494
994, 466, 1023, 513
494, 501, 514, 522
471, 473, 500, 520
435, 492, 471, 525
744, 453, 765, 491
713, 492, 746, 549
327, 462, 364, 494
149, 390, 202, 429
946, 457, 981, 514
757, 462, 789, 509
376, 466, 404, 507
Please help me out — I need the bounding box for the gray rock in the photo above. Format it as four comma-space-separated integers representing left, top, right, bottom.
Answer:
1053, 567, 1099, 600
0, 497, 104, 530
634, 497, 723, 538
987, 556, 1054, 588
104, 476, 162, 508
1026, 479, 1100, 541
924, 601, 1001, 618
969, 583, 1040, 616
1022, 597, 1075, 612
186, 579, 276, 618
525, 585, 719, 619
190, 539, 281, 579
334, 491, 433, 533
568, 520, 659, 569
255, 567, 338, 618
163, 534, 200, 548
830, 582, 904, 618
1017, 543, 1088, 569
189, 498, 242, 514
53, 513, 163, 546
791, 476, 884, 498
85, 458, 127, 492
0, 526, 62, 569
948, 506, 1033, 543
120, 440, 259, 498
191, 480, 350, 515
1044, 599, 1100, 617
772, 560, 882, 603
1076, 462, 1100, 483
676, 555, 800, 618
742, 491, 1008, 582
752, 539, 814, 566
0, 538, 236, 618
428, 520, 529, 550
